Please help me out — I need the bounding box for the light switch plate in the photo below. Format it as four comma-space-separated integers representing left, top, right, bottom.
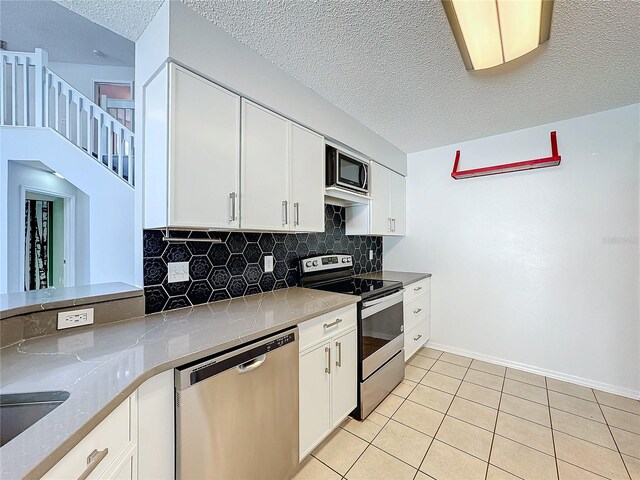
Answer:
369, 249, 374, 260
57, 308, 94, 330
168, 261, 189, 283
264, 255, 274, 273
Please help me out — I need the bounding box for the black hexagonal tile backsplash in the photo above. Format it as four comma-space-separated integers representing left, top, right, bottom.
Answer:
142, 205, 383, 313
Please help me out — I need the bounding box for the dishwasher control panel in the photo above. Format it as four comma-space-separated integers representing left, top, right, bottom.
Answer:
266, 332, 295, 351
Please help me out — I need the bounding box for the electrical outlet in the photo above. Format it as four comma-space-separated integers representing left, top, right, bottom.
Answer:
369, 249, 374, 260
264, 255, 274, 273
168, 261, 189, 283
57, 308, 94, 330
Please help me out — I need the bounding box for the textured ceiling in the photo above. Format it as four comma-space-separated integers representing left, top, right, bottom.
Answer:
52, 0, 640, 153
1, 0, 135, 66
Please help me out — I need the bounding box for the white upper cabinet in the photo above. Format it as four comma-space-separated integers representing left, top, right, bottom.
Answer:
370, 162, 392, 235
169, 65, 241, 229
242, 99, 324, 232
144, 65, 324, 232
290, 123, 325, 232
241, 100, 290, 231
347, 161, 406, 236
144, 63, 241, 229
389, 170, 406, 236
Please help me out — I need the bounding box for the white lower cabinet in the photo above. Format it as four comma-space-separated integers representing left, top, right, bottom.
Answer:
298, 305, 358, 460
42, 371, 175, 480
403, 278, 431, 360
42, 396, 137, 480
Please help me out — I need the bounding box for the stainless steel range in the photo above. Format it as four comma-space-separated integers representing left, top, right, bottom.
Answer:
300, 254, 404, 419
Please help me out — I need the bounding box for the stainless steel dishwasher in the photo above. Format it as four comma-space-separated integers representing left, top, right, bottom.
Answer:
175, 327, 299, 480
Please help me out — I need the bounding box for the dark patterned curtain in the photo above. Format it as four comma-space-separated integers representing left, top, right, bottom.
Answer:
24, 199, 51, 291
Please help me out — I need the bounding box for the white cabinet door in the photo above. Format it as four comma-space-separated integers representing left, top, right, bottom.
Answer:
169, 64, 241, 229
370, 162, 392, 235
299, 342, 332, 460
241, 100, 290, 231
390, 171, 406, 236
290, 123, 324, 232
331, 328, 358, 427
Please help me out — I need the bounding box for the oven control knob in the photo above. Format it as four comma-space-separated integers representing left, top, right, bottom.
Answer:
342, 258, 348, 263
305, 261, 312, 267
312, 260, 319, 266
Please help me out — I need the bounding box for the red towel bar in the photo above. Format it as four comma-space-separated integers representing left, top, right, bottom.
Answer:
451, 131, 561, 180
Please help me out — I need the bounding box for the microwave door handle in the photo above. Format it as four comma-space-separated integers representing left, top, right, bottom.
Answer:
361, 162, 368, 190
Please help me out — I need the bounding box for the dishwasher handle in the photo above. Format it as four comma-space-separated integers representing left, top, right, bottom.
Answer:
237, 354, 267, 373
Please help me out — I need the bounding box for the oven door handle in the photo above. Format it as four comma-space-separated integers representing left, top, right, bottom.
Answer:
361, 290, 404, 309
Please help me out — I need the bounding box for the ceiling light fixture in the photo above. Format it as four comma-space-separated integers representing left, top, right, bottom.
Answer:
442, 0, 554, 71
52, 171, 65, 179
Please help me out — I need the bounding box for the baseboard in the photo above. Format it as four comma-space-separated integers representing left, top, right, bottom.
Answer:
426, 341, 640, 400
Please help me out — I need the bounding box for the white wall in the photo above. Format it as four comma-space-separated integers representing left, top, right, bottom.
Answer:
136, 1, 406, 175
385, 104, 640, 397
0, 127, 136, 293
48, 62, 134, 101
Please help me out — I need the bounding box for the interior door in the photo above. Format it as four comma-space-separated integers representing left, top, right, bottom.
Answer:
331, 329, 358, 427
169, 65, 240, 229
241, 100, 290, 231
299, 342, 332, 459
290, 123, 324, 232
369, 162, 391, 235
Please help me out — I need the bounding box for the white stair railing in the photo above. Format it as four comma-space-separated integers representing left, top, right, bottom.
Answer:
0, 49, 135, 187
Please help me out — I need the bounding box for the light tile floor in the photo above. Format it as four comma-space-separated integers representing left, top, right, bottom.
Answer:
294, 347, 640, 480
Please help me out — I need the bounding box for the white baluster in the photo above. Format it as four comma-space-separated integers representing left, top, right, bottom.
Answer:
76, 97, 81, 147
107, 119, 113, 170
65, 87, 71, 138
34, 49, 47, 127
97, 112, 103, 163
22, 57, 29, 125
117, 127, 124, 178
0, 54, 5, 125
87, 104, 92, 156
53, 80, 59, 132
12, 55, 18, 125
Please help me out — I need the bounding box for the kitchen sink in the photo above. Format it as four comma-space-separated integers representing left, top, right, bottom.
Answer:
0, 391, 70, 447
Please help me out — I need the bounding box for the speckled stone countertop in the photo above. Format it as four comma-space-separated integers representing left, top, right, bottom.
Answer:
0, 287, 359, 480
356, 270, 431, 286
0, 282, 143, 319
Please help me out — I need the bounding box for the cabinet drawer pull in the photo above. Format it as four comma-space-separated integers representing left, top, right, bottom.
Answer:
323, 318, 343, 329
392, 218, 396, 232
414, 286, 423, 292
325, 346, 331, 374
229, 192, 237, 222
413, 334, 422, 342
78, 448, 109, 480
294, 202, 300, 226
282, 200, 288, 226
414, 308, 422, 314
336, 341, 342, 367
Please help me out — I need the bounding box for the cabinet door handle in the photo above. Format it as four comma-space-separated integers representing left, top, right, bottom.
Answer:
294, 202, 300, 227
392, 218, 396, 232
414, 286, 423, 292
388, 218, 392, 232
413, 334, 422, 341
325, 346, 331, 374
323, 318, 342, 329
282, 200, 288, 226
229, 192, 237, 222
414, 308, 422, 314
78, 448, 109, 480
336, 341, 342, 367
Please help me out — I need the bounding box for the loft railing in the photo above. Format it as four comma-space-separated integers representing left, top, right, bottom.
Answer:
0, 49, 135, 187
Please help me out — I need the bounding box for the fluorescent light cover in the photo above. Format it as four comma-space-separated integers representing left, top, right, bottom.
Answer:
444, 0, 552, 70
53, 171, 65, 179
452, 0, 503, 70
498, 0, 542, 62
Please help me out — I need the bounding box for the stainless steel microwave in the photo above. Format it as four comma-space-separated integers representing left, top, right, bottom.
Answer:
325, 145, 369, 194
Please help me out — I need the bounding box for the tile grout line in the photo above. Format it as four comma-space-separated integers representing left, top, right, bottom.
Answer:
592, 387, 633, 480
484, 373, 505, 480
545, 376, 561, 480
414, 358, 474, 478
